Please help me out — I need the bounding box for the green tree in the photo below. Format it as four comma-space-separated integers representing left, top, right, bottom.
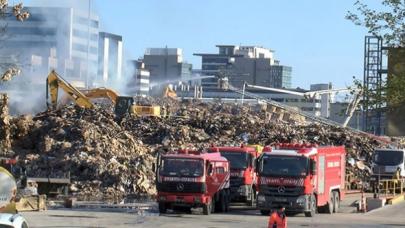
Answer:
0, 0, 29, 82
347, 0, 405, 109
346, 0, 404, 47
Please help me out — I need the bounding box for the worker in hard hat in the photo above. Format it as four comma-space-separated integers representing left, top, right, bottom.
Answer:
268, 205, 287, 228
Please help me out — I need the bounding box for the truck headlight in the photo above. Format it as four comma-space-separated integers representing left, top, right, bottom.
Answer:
257, 195, 265, 202
296, 196, 306, 205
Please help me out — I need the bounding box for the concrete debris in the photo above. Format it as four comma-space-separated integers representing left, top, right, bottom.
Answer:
0, 0, 8, 10
4, 100, 392, 201
10, 106, 155, 202
0, 94, 11, 154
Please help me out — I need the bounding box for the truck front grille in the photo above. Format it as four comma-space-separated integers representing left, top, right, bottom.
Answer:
230, 177, 244, 187
260, 185, 304, 197
157, 182, 205, 193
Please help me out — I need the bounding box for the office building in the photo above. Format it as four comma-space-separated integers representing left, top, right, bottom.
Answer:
126, 60, 150, 96
142, 48, 192, 88
310, 83, 334, 118
0, 6, 99, 87
194, 45, 292, 89
97, 32, 123, 86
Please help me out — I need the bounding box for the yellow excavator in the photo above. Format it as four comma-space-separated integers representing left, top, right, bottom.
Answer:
46, 70, 161, 117
80, 87, 161, 117
163, 86, 177, 99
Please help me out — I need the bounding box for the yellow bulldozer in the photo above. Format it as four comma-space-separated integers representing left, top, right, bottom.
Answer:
46, 70, 161, 117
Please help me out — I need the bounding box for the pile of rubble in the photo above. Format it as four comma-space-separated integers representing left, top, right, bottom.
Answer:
6, 101, 390, 200
0, 94, 11, 154
122, 102, 386, 183
10, 106, 155, 201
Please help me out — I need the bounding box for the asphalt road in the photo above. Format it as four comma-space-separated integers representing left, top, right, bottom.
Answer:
22, 200, 405, 228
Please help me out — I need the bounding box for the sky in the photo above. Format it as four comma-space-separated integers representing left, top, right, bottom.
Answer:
25, 0, 378, 89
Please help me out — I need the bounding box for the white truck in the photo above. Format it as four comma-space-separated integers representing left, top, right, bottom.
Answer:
370, 148, 405, 195
371, 149, 405, 179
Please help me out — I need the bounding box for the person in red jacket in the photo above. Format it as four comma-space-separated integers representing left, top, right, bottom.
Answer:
268, 205, 287, 228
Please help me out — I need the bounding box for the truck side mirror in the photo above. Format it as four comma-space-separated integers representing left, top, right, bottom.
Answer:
310, 159, 316, 175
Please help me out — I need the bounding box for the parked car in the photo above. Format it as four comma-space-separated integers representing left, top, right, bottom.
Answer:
0, 214, 28, 228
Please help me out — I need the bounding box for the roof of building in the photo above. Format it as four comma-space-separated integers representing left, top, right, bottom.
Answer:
193, 53, 243, 57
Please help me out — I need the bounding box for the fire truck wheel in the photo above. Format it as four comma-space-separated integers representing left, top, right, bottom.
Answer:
203, 201, 212, 215
304, 194, 316, 217
217, 192, 226, 212
158, 202, 167, 214
325, 194, 334, 214
225, 190, 230, 212
333, 191, 340, 213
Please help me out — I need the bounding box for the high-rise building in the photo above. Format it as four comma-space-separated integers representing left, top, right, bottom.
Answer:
310, 83, 333, 118
194, 45, 292, 89
126, 60, 150, 96
142, 47, 192, 88
97, 32, 123, 86
0, 6, 99, 87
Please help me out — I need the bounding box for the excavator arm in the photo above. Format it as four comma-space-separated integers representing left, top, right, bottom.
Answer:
163, 86, 177, 99
46, 70, 94, 109
82, 87, 120, 104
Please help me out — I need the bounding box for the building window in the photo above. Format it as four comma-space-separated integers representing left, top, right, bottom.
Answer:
74, 17, 99, 28
301, 107, 314, 111
7, 27, 57, 36
202, 57, 229, 64
72, 43, 88, 52
271, 98, 284, 102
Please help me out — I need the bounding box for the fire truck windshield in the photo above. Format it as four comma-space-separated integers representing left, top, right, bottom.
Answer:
220, 152, 249, 169
160, 158, 204, 177
260, 155, 308, 177
374, 150, 404, 166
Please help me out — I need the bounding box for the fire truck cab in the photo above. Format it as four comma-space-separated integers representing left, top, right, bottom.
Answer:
156, 150, 230, 215
256, 143, 346, 217
208, 145, 261, 206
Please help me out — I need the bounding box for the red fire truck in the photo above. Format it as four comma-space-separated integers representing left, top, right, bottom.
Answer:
208, 145, 261, 206
256, 143, 346, 217
156, 150, 230, 215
